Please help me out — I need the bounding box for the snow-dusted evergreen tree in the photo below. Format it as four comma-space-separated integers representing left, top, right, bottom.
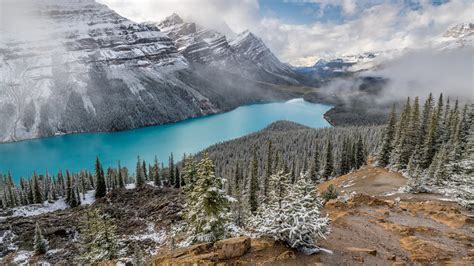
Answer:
322, 139, 334, 180
76, 208, 119, 263
168, 153, 175, 187
34, 222, 48, 254
249, 146, 259, 214
135, 156, 145, 187
184, 153, 231, 243
322, 184, 338, 201
264, 141, 273, 199
378, 104, 397, 167
117, 161, 125, 189
309, 148, 320, 183
152, 156, 161, 187
95, 157, 107, 198
32, 173, 43, 204
252, 172, 329, 253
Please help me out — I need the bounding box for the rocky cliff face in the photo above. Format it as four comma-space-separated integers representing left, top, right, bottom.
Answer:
0, 1, 293, 142
156, 14, 300, 85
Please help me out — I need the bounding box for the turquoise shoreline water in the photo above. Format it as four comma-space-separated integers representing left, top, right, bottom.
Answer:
0, 99, 332, 182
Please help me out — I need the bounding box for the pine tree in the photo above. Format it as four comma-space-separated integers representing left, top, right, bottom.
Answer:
378, 104, 398, 167
309, 148, 320, 182
339, 138, 350, 175
354, 136, 365, 169
322, 139, 334, 180
95, 157, 107, 198
421, 95, 443, 169
142, 160, 148, 181
433, 145, 449, 185
153, 157, 161, 187
65, 170, 73, 205
418, 94, 433, 147
135, 156, 145, 188
168, 153, 175, 186
264, 141, 273, 199
252, 172, 329, 253
322, 184, 338, 201
249, 146, 259, 214
183, 158, 198, 194
32, 173, 43, 204
117, 161, 125, 189
76, 208, 119, 263
184, 154, 231, 243
68, 182, 80, 208
34, 222, 48, 254
391, 97, 412, 169
175, 166, 180, 188
401, 97, 420, 167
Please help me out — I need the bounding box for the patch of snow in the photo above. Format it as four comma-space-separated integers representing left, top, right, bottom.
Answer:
128, 222, 167, 245
81, 190, 96, 206
46, 249, 63, 256
125, 183, 136, 190
341, 179, 355, 188
11, 199, 68, 217
13, 250, 32, 264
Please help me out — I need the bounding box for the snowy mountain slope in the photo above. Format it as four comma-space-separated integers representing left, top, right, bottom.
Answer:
156, 14, 300, 85
433, 22, 473, 50
295, 22, 473, 78
0, 1, 290, 143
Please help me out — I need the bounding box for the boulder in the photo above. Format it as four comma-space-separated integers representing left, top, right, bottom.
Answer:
399, 236, 453, 262
214, 237, 251, 260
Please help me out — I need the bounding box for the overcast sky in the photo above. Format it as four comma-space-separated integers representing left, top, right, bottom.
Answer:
98, 0, 472, 66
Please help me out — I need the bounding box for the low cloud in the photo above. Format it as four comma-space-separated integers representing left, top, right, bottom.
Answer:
365, 47, 474, 102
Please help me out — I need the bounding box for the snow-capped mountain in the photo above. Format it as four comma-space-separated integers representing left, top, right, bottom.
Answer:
0, 1, 291, 142
433, 22, 473, 50
296, 22, 473, 78
156, 14, 300, 85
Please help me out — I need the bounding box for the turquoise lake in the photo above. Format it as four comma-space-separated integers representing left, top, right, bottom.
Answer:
0, 99, 332, 182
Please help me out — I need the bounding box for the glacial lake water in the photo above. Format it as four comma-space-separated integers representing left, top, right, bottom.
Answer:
0, 99, 332, 182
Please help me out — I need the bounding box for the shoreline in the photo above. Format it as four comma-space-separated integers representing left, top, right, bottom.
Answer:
2, 97, 321, 145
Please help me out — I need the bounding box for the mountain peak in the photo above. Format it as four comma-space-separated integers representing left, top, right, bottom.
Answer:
160, 13, 184, 28
443, 22, 474, 39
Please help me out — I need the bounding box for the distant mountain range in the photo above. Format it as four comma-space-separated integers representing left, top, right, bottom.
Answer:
294, 22, 473, 78
0, 0, 299, 142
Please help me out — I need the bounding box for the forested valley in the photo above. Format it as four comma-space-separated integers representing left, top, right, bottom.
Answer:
0, 92, 472, 264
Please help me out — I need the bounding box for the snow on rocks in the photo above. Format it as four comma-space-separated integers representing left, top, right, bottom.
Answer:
12, 250, 32, 264
125, 183, 136, 190
11, 199, 68, 217
128, 222, 167, 246
5, 190, 96, 218
80, 190, 96, 206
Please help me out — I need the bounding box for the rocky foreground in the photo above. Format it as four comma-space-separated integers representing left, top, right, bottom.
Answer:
138, 167, 473, 265
1, 164, 473, 265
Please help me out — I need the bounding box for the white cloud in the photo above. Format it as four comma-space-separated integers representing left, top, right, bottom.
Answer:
255, 1, 473, 66
98, 0, 473, 66
97, 0, 260, 33
365, 48, 474, 102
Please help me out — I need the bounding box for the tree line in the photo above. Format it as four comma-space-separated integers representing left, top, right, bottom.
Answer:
377, 93, 473, 208
0, 153, 185, 209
